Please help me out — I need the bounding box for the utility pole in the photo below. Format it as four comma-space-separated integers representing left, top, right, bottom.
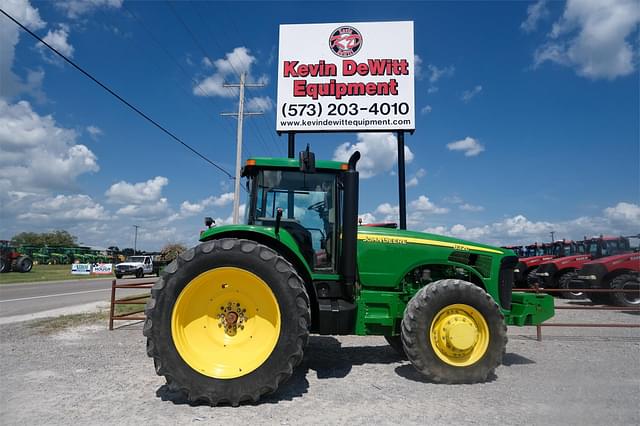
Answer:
221, 72, 264, 224
550, 231, 555, 242
133, 225, 139, 254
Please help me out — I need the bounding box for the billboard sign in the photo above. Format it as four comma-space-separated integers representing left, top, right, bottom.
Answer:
92, 264, 113, 275
71, 263, 91, 275
276, 21, 415, 132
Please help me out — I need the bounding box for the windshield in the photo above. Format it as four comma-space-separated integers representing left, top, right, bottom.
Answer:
251, 170, 338, 271
126, 256, 145, 263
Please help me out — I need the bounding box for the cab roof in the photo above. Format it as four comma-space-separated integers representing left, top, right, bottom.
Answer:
242, 157, 347, 175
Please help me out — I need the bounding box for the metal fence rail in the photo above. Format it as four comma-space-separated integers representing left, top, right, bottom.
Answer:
513, 287, 640, 341
108, 278, 155, 330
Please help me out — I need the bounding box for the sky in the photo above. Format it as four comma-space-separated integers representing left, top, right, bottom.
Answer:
0, 0, 638, 250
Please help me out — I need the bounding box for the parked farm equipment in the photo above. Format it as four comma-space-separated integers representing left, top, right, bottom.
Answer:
535, 235, 634, 299
570, 235, 640, 307
143, 150, 555, 406
0, 240, 33, 273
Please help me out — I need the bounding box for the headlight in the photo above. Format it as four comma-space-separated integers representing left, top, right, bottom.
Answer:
536, 272, 550, 277
513, 268, 520, 273
577, 275, 597, 280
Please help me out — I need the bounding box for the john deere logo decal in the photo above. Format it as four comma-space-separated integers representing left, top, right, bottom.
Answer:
329, 26, 362, 57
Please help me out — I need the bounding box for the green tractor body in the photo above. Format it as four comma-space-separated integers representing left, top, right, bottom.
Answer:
145, 151, 554, 406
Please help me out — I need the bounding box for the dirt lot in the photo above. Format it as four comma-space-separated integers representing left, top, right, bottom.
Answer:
1, 302, 638, 425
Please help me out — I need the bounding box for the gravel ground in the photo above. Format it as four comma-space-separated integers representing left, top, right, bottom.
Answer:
1, 301, 638, 425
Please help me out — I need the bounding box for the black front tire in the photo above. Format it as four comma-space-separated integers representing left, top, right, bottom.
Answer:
115, 273, 123, 279
558, 271, 585, 299
401, 279, 507, 384
526, 268, 539, 289
144, 238, 310, 406
136, 268, 144, 278
0, 258, 7, 273
610, 274, 640, 307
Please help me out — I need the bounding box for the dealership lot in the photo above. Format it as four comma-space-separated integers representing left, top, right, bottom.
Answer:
0, 302, 638, 425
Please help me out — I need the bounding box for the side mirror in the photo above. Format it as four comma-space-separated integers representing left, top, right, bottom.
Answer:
204, 217, 215, 228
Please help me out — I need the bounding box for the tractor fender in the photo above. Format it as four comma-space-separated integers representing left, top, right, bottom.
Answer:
199, 227, 318, 324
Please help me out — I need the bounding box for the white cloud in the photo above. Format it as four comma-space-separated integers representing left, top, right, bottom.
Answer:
105, 176, 169, 204
446, 137, 485, 157
521, 0, 549, 33
55, 0, 123, 18
427, 87, 439, 94
427, 64, 455, 83
409, 195, 449, 214
459, 203, 485, 212
116, 198, 170, 217
604, 202, 640, 227
333, 133, 414, 179
406, 168, 426, 188
176, 192, 235, 218
420, 105, 432, 115
17, 194, 109, 222
39, 24, 74, 59
0, 99, 99, 192
422, 202, 640, 246
413, 54, 423, 80
86, 125, 102, 139
246, 96, 273, 112
533, 0, 640, 79
444, 195, 464, 204
0, 0, 46, 100
193, 47, 260, 98
358, 212, 377, 225
461, 85, 483, 103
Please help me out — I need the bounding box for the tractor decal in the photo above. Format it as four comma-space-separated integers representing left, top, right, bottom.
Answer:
357, 233, 504, 255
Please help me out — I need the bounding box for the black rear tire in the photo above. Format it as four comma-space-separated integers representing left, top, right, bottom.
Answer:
401, 279, 507, 383
0, 258, 7, 273
587, 292, 612, 305
144, 238, 310, 406
384, 335, 407, 359
610, 274, 640, 307
16, 256, 33, 273
558, 271, 585, 299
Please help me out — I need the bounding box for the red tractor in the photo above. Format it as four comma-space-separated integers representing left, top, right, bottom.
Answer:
571, 236, 639, 307
512, 242, 555, 288
0, 240, 33, 273
534, 235, 632, 299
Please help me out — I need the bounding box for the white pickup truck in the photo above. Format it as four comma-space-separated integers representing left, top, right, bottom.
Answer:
114, 256, 156, 279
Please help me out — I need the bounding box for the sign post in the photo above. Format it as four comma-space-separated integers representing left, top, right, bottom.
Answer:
276, 21, 415, 228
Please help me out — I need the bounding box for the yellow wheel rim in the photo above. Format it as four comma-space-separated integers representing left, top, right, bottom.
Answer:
429, 304, 489, 367
171, 267, 281, 379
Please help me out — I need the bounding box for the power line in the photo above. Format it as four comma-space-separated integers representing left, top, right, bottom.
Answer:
0, 7, 235, 180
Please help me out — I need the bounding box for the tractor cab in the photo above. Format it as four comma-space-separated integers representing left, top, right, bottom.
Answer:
551, 240, 585, 257
242, 154, 350, 273
585, 235, 631, 258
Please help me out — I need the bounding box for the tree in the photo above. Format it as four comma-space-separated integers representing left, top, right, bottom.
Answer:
160, 243, 187, 261
12, 230, 78, 247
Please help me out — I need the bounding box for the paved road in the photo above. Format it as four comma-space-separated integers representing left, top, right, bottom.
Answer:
0, 277, 155, 318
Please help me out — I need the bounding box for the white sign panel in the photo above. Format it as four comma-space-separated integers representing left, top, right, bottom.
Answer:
71, 263, 91, 275
92, 264, 113, 275
277, 21, 415, 132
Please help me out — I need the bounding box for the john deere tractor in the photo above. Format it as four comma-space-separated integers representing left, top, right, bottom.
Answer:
144, 151, 554, 406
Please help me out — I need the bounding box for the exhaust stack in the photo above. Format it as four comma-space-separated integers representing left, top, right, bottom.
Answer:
341, 151, 360, 289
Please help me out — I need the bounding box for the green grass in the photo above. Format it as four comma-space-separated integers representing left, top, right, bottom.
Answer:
0, 264, 113, 285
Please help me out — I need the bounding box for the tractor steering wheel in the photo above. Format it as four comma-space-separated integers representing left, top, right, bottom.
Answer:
307, 201, 325, 212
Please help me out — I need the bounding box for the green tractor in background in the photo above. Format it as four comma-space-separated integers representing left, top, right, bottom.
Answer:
144, 151, 554, 406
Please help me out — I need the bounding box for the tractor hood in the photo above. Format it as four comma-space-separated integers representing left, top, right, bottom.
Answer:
586, 252, 639, 266
541, 254, 591, 267
520, 255, 555, 267
356, 226, 508, 255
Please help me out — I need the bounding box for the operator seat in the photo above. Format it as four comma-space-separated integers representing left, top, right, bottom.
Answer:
257, 218, 315, 267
